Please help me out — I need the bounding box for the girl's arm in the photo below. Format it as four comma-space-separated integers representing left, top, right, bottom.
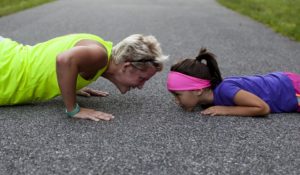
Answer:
201, 90, 270, 117
56, 44, 114, 121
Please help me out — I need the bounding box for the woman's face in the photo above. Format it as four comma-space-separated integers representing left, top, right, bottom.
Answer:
172, 90, 200, 111
115, 63, 157, 94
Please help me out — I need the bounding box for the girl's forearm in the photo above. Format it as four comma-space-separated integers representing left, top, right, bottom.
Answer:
201, 105, 270, 117
222, 106, 270, 116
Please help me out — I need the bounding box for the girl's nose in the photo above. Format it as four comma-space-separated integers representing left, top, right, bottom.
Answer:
137, 84, 144, 89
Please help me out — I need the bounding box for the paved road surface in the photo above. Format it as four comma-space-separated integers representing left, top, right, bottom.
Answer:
0, 0, 300, 174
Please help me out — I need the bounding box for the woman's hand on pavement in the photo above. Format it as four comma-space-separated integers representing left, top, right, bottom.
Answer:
74, 107, 114, 121
76, 87, 109, 97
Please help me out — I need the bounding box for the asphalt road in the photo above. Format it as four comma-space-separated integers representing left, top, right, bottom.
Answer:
1, 0, 300, 174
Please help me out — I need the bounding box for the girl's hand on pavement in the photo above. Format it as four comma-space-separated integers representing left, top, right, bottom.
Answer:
74, 107, 114, 121
201, 106, 228, 116
76, 87, 109, 97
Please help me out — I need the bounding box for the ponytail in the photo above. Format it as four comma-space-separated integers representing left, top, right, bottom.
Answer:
195, 48, 222, 89
170, 48, 223, 89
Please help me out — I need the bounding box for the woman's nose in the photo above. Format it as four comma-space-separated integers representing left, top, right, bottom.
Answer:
137, 82, 145, 89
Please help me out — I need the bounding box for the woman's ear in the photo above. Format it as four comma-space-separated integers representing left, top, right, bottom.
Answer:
121, 62, 131, 72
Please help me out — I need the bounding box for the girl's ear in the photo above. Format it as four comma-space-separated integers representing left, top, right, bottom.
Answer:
193, 89, 204, 96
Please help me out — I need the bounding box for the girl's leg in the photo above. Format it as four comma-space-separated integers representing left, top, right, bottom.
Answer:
285, 72, 300, 112
296, 94, 300, 112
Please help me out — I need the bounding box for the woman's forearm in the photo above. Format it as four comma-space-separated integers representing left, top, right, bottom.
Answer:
56, 55, 78, 111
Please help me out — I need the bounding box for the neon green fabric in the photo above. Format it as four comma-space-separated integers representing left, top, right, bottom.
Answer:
0, 34, 113, 105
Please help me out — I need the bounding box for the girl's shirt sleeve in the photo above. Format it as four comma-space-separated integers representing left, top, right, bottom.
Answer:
213, 72, 298, 112
213, 81, 241, 106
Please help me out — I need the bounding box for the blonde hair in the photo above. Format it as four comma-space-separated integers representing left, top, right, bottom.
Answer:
112, 34, 168, 71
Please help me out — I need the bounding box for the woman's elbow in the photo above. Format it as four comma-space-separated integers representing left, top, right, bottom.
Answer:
57, 55, 68, 66
56, 54, 74, 70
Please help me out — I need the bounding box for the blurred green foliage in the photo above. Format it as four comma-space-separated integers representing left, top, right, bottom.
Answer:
0, 0, 54, 17
217, 0, 300, 41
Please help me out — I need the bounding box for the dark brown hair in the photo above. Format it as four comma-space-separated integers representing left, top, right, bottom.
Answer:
170, 48, 223, 89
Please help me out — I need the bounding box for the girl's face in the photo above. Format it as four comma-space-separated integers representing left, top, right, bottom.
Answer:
172, 90, 201, 111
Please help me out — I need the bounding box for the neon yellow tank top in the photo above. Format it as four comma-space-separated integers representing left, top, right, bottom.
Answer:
0, 33, 113, 105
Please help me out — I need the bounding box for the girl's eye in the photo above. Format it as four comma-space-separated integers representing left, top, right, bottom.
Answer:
173, 93, 180, 96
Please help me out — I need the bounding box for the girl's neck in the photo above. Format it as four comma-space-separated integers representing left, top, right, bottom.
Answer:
200, 89, 214, 105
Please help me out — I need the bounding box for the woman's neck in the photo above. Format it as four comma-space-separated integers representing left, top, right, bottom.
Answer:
102, 59, 118, 82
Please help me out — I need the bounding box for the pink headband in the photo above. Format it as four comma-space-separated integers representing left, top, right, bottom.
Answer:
167, 71, 211, 91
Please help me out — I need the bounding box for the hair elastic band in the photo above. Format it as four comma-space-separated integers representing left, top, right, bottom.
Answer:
65, 103, 80, 117
0, 36, 5, 42
167, 71, 211, 91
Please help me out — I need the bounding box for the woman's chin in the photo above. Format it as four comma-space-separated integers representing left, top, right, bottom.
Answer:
119, 90, 127, 94
119, 87, 129, 94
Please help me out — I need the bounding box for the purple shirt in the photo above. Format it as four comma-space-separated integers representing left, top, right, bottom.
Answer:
213, 72, 298, 113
